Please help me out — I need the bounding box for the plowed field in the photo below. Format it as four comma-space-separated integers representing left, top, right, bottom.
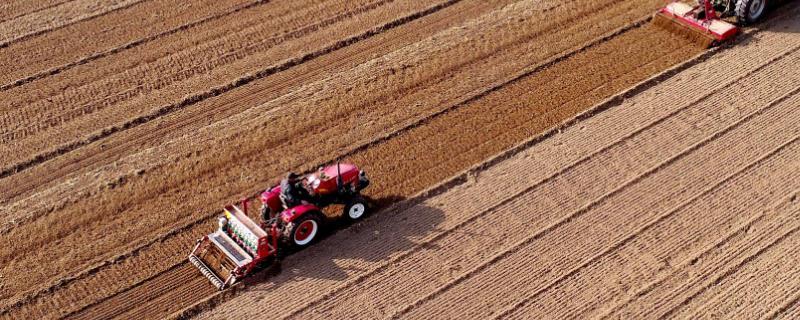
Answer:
1, 0, 797, 319
201, 7, 800, 319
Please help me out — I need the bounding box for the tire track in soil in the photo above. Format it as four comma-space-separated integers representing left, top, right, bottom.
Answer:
517, 192, 800, 320
388, 91, 800, 320
0, 0, 405, 156
0, 0, 648, 235
0, 0, 688, 318
665, 226, 800, 319
0, 0, 149, 49
285, 83, 800, 320
0, 0, 520, 314
0, 0, 268, 92
197, 21, 704, 320
203, 10, 793, 316
0, 0, 462, 180
4, 4, 688, 318
0, 0, 75, 23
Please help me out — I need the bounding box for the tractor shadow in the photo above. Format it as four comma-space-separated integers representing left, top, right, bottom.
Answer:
244, 196, 447, 287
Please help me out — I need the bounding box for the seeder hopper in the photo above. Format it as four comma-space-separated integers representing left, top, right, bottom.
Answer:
189, 201, 279, 289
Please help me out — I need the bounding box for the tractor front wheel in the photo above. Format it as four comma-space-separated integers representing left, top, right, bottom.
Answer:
343, 196, 369, 221
289, 214, 322, 247
736, 0, 768, 25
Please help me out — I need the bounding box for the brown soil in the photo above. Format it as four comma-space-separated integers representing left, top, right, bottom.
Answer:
3, 0, 795, 319
0, 0, 447, 166
0, 0, 145, 47
2, 9, 700, 320
0, 0, 73, 23
0, 0, 258, 89
200, 9, 800, 319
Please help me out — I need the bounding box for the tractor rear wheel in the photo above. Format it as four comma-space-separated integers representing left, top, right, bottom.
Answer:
736, 0, 768, 25
289, 213, 322, 247
343, 196, 369, 221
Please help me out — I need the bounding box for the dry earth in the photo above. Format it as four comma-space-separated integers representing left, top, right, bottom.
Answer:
0, 0, 797, 319
0, 0, 702, 318
200, 5, 800, 319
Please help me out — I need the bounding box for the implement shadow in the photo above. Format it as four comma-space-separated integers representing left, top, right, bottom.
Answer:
244, 196, 446, 286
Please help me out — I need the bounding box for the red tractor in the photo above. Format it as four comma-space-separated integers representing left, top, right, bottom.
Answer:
189, 162, 370, 289
259, 162, 370, 247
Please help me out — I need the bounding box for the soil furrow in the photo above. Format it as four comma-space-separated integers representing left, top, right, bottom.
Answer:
770, 291, 800, 320
0, 0, 520, 312
513, 191, 800, 320
206, 13, 796, 318
663, 228, 800, 319
489, 94, 800, 320
4, 1, 688, 318
393, 99, 800, 319
0, 0, 266, 92
0, 218, 210, 318
0, 0, 75, 23
0, 0, 462, 178
67, 264, 214, 320
286, 76, 800, 319
0, 0, 148, 49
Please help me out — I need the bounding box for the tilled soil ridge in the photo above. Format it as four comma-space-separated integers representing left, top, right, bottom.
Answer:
198, 7, 800, 319
0, 0, 144, 48
0, 0, 696, 318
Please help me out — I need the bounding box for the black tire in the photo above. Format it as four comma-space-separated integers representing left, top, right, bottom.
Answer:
288, 213, 322, 247
343, 196, 369, 221
735, 0, 768, 25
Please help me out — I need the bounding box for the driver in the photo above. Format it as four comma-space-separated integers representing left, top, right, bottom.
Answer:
280, 172, 312, 208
